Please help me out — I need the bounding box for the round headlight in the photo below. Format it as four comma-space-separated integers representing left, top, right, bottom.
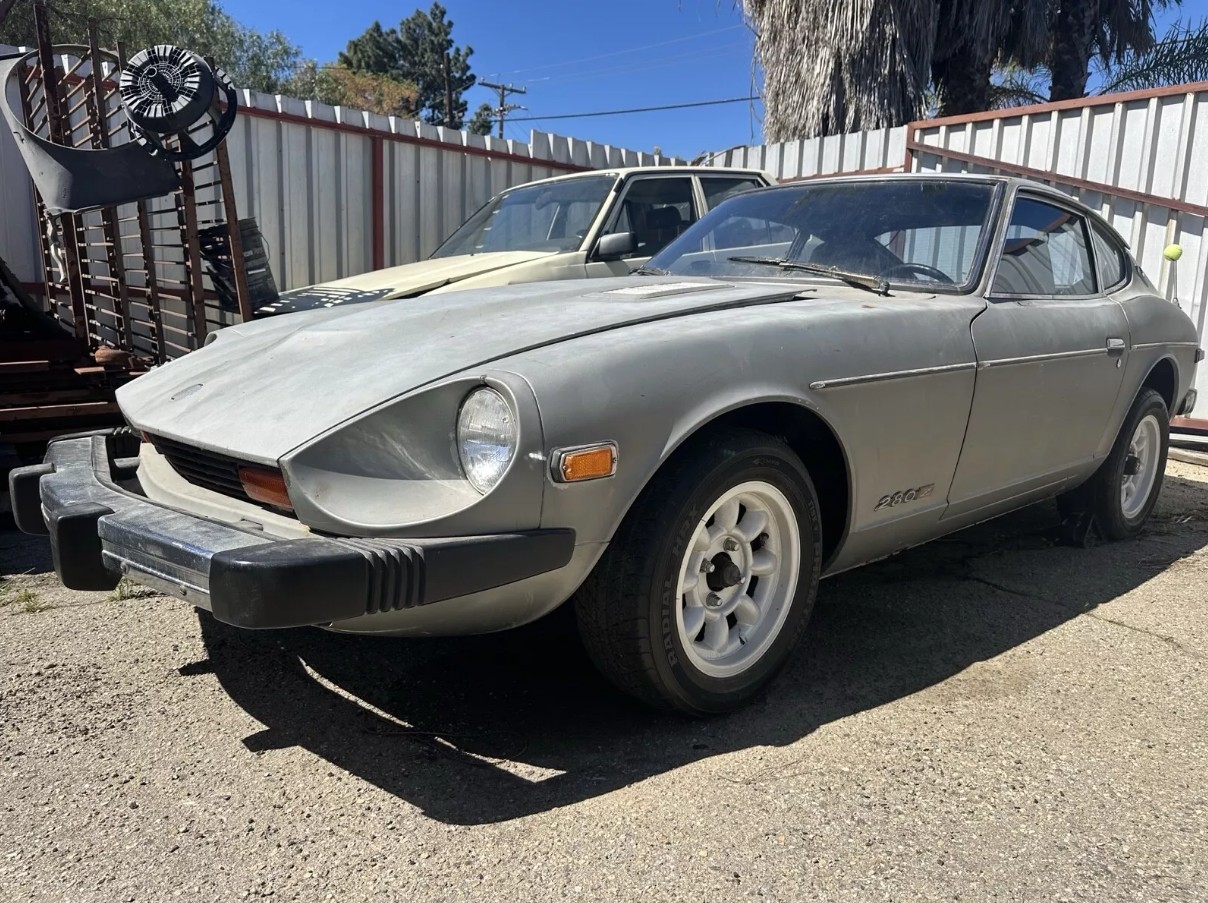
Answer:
457, 387, 517, 494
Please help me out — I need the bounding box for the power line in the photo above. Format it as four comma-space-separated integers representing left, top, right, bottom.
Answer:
523, 42, 751, 85
480, 24, 745, 79
507, 95, 761, 123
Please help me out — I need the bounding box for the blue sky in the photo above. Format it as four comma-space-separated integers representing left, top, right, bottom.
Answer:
224, 0, 1207, 159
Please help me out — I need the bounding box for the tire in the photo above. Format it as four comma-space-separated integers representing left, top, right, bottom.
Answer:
1069, 388, 1170, 540
575, 427, 823, 715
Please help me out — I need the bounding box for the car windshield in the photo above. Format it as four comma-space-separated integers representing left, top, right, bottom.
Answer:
647, 179, 998, 289
431, 174, 616, 258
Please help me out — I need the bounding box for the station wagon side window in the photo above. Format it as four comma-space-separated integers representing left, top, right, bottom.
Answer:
700, 177, 765, 210
604, 177, 699, 259
993, 197, 1097, 296
1089, 220, 1130, 292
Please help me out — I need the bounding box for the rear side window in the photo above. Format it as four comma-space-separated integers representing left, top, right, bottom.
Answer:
1090, 221, 1130, 291
993, 197, 1097, 296
701, 177, 764, 209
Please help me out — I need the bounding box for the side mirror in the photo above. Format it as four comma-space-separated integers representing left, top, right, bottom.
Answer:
594, 231, 635, 261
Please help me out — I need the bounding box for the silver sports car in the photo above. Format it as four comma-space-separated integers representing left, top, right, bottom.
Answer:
12, 174, 1200, 714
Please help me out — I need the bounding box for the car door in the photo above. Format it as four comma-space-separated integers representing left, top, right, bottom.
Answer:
944, 191, 1130, 518
584, 174, 700, 277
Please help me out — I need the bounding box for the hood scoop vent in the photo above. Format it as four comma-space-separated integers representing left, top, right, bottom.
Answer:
600, 281, 728, 300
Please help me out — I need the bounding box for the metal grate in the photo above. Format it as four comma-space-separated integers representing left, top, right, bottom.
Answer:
149, 434, 255, 504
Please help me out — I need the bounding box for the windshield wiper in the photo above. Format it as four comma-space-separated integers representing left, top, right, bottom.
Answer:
632, 265, 669, 276
727, 256, 889, 295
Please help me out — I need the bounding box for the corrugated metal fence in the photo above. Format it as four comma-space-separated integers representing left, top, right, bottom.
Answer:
707, 82, 1208, 418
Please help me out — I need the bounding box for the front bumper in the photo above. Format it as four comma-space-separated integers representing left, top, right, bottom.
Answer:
8, 430, 575, 629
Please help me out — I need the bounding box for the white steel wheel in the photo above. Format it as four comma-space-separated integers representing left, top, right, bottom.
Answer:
674, 482, 801, 679
575, 427, 823, 715
1077, 387, 1170, 541
1120, 413, 1162, 521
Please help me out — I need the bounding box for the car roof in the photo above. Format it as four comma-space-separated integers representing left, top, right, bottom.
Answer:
736, 171, 1080, 205
511, 165, 770, 191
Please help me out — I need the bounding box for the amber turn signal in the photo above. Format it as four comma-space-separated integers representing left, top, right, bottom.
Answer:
238, 466, 293, 510
556, 444, 618, 483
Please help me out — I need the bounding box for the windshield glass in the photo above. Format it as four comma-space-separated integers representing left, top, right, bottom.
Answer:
647, 179, 998, 288
431, 174, 616, 258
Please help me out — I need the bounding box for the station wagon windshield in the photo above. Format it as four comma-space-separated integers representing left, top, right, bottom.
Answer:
431, 175, 616, 258
647, 179, 997, 289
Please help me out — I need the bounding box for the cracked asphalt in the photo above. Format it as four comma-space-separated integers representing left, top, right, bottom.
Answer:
1, 462, 1206, 902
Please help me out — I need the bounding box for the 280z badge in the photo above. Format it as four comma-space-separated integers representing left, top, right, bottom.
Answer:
874, 483, 935, 511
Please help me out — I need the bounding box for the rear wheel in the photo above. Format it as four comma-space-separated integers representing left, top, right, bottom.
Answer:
575, 428, 822, 714
1061, 388, 1169, 541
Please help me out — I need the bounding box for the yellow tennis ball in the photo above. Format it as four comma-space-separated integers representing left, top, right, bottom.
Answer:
1164, 243, 1184, 261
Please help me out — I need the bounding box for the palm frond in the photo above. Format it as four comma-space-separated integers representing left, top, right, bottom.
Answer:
1098, 19, 1208, 93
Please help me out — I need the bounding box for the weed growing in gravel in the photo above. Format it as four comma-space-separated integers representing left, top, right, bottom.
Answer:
108, 577, 158, 601
16, 590, 47, 614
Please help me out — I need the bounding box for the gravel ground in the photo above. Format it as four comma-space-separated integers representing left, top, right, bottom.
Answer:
2, 464, 1206, 903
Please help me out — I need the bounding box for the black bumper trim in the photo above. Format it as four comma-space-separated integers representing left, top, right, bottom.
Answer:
9, 463, 53, 536
13, 431, 577, 629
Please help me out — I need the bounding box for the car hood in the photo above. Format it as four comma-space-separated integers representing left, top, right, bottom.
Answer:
255, 251, 557, 315
118, 277, 796, 463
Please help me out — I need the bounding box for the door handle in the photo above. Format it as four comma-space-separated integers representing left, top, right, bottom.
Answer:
1107, 337, 1127, 354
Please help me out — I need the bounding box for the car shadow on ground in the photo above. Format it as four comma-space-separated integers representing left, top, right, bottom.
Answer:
0, 522, 52, 576
192, 477, 1208, 825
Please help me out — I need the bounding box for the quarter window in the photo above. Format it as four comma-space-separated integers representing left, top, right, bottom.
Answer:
993, 198, 1097, 296
1090, 221, 1129, 291
700, 177, 764, 209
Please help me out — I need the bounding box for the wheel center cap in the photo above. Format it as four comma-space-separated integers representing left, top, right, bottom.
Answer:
706, 553, 743, 591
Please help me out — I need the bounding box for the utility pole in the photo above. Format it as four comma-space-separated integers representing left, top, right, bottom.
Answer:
443, 52, 454, 127
478, 80, 526, 139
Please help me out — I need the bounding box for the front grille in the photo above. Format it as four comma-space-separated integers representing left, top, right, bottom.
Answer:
148, 434, 260, 505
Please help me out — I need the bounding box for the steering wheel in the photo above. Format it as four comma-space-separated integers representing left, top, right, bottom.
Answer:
883, 262, 955, 284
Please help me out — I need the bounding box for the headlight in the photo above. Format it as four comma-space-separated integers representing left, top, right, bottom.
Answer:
457, 387, 517, 493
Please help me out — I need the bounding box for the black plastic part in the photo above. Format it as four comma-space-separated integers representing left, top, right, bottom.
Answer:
206, 529, 577, 629
421, 530, 576, 604
210, 540, 370, 629
47, 502, 119, 590
9, 463, 53, 535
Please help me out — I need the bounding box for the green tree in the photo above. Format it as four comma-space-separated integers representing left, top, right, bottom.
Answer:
338, 21, 399, 76
337, 3, 476, 128
467, 102, 494, 135
0, 0, 303, 93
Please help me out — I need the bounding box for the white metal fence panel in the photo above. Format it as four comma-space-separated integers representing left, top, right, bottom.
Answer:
707, 127, 907, 180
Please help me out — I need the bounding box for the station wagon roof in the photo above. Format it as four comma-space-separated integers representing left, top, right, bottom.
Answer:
509, 165, 770, 190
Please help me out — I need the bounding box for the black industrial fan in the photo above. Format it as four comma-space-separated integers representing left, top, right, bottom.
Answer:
119, 45, 238, 162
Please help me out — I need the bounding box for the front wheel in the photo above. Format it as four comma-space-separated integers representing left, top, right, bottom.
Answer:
575, 428, 823, 714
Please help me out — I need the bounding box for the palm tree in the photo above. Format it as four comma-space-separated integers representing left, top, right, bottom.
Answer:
1049, 0, 1171, 99
745, 0, 1179, 140
1095, 18, 1208, 93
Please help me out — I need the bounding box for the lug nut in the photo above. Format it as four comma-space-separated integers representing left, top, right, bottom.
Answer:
700, 560, 715, 573
705, 593, 723, 608
723, 539, 738, 552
